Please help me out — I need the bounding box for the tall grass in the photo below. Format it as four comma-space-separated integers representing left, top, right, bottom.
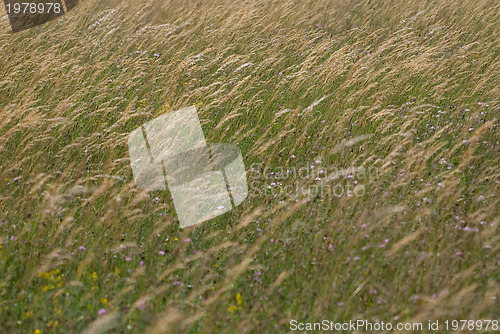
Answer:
0, 0, 498, 332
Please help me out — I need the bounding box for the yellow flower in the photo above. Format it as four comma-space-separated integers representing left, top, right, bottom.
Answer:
227, 293, 244, 313
236, 293, 243, 306
47, 320, 60, 328
21, 311, 33, 319
91, 271, 98, 280
100, 298, 108, 306
34, 329, 41, 334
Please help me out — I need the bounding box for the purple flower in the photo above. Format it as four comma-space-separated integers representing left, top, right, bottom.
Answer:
159, 250, 165, 255
125, 257, 132, 262
136, 300, 146, 310
173, 281, 180, 286
98, 308, 107, 315
154, 53, 160, 57
337, 302, 344, 307
78, 246, 85, 251
139, 261, 144, 266
384, 239, 389, 243
184, 238, 191, 243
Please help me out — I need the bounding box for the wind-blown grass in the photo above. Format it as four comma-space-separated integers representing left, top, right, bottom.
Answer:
0, 0, 498, 332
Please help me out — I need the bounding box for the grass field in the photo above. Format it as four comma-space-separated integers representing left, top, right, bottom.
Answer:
0, 0, 499, 332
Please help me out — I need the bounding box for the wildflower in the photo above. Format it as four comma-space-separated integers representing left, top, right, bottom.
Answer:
78, 246, 85, 251
22, 311, 33, 319
173, 281, 180, 286
34, 329, 41, 334
153, 53, 159, 57
100, 298, 108, 306
139, 261, 144, 266
158, 250, 165, 255
136, 300, 146, 310
98, 308, 107, 315
125, 257, 132, 262
47, 320, 60, 328
236, 293, 243, 306
91, 272, 98, 280
184, 238, 191, 243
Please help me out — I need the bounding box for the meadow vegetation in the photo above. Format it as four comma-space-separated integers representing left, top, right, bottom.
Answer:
0, 0, 498, 332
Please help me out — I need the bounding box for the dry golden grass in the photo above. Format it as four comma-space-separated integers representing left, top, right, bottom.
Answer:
0, 0, 498, 332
